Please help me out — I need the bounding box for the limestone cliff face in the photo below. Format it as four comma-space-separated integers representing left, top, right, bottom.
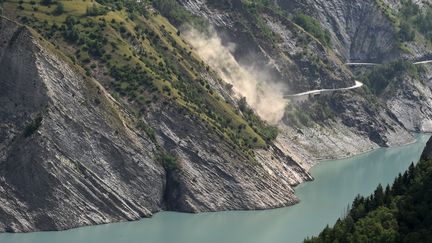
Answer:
148, 104, 311, 212
0, 17, 312, 232
276, 0, 401, 62
385, 74, 432, 132
180, 0, 354, 93
177, 0, 415, 162
277, 90, 412, 164
2, 0, 432, 233
277, 0, 432, 134
0, 18, 165, 232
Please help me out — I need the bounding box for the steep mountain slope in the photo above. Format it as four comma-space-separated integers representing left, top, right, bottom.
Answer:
276, 0, 401, 62
174, 0, 415, 162
275, 0, 432, 135
1, 0, 432, 233
0, 1, 311, 232
0, 17, 165, 232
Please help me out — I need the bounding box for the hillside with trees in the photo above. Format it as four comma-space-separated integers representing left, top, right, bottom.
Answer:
305, 139, 432, 242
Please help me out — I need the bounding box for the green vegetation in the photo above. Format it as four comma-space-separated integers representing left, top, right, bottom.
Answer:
375, 0, 432, 44
285, 108, 312, 127
399, 21, 415, 42
292, 13, 332, 47
238, 97, 278, 142
373, 0, 432, 48
85, 4, 109, 16
153, 0, 208, 30
241, 0, 281, 44
375, 0, 399, 26
40, 0, 52, 5
361, 60, 421, 95
3, 0, 277, 162
136, 120, 156, 142
285, 95, 335, 128
159, 152, 179, 171
398, 0, 432, 43
53, 2, 64, 15
305, 157, 432, 242
23, 115, 43, 137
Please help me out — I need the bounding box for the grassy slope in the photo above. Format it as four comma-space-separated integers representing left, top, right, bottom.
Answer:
2, 0, 280, 157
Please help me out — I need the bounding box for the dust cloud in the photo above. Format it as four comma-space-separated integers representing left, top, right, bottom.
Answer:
182, 27, 288, 125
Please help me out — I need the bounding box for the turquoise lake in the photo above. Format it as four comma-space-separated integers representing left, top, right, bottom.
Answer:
1, 134, 430, 243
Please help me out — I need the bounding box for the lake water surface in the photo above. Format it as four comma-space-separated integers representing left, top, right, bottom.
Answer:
1, 134, 430, 243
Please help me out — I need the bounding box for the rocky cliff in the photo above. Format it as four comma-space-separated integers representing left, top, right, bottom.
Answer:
1, 0, 432, 233
177, 0, 416, 162
386, 73, 432, 132
276, 0, 401, 62
0, 18, 165, 232
0, 16, 311, 232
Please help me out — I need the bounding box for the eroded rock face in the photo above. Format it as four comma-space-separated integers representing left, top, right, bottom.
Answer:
0, 18, 165, 232
2, 0, 432, 233
177, 0, 415, 161
386, 75, 432, 132
148, 104, 311, 212
0, 18, 313, 232
276, 0, 400, 62
277, 89, 413, 164
180, 0, 355, 92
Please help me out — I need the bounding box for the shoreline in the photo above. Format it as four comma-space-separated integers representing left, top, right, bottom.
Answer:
2, 133, 430, 235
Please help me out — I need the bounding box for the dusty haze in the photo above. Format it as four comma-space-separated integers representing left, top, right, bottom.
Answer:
182, 27, 288, 124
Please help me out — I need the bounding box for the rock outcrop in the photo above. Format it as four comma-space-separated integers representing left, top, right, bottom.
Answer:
276, 0, 401, 62
178, 0, 415, 162
147, 102, 312, 213
386, 74, 432, 132
2, 0, 432, 233
0, 18, 165, 232
0, 17, 311, 232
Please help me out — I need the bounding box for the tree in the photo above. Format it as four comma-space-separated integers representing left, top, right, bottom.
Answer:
238, 97, 248, 112
292, 13, 332, 47
41, 0, 53, 6
305, 154, 432, 243
353, 208, 399, 243
401, 0, 419, 17
53, 2, 64, 15
373, 184, 385, 207
399, 22, 415, 42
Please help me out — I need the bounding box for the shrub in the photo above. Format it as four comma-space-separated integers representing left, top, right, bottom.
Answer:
40, 0, 53, 5
398, 0, 432, 43
53, 2, 64, 15
399, 22, 415, 41
160, 152, 178, 171
363, 60, 420, 95
136, 120, 156, 142
260, 126, 278, 141
293, 13, 332, 47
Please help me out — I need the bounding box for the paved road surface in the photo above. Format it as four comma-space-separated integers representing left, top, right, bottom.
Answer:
285, 60, 431, 98
284, 81, 363, 98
